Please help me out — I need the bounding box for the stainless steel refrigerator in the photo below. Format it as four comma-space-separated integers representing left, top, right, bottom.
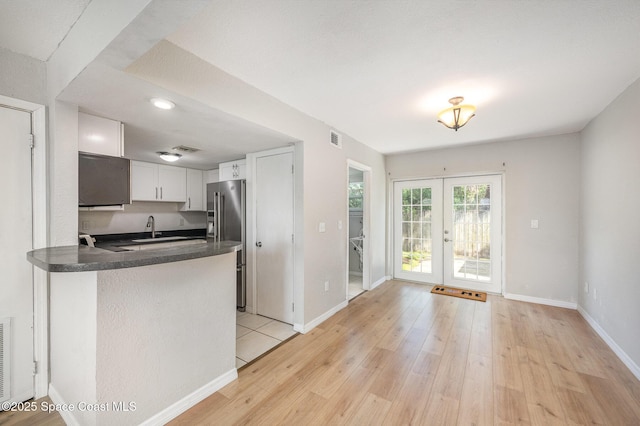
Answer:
207, 180, 246, 311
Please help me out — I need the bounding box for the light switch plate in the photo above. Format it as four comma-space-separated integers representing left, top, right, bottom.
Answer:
530, 219, 539, 229
319, 222, 326, 233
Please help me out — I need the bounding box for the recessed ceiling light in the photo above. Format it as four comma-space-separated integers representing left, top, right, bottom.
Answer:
158, 152, 182, 162
150, 98, 175, 110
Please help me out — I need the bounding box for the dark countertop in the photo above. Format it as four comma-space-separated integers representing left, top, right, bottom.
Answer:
27, 239, 241, 272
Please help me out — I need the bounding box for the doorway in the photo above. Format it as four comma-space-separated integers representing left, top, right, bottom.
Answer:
346, 161, 371, 300
0, 104, 34, 404
393, 175, 503, 294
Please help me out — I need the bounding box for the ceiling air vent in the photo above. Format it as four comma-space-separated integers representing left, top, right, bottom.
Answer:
172, 145, 200, 153
330, 130, 342, 149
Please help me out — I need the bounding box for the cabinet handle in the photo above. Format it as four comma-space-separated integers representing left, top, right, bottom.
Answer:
155, 187, 158, 200
160, 187, 163, 200
188, 197, 191, 209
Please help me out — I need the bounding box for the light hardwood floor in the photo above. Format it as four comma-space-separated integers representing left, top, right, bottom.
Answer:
2, 279, 639, 425
172, 279, 640, 425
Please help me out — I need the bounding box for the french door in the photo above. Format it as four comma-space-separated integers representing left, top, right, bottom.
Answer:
393, 175, 502, 294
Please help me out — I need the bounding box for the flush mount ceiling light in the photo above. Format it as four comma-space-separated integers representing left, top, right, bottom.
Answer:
437, 96, 476, 131
150, 98, 175, 110
158, 152, 182, 162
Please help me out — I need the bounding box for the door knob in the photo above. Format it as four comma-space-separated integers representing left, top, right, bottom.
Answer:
444, 238, 451, 242
256, 242, 262, 247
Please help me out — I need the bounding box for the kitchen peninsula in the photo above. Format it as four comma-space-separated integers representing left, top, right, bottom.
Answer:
27, 240, 241, 426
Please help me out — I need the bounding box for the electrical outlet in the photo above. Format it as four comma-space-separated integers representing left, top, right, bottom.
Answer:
324, 281, 329, 292
179, 218, 184, 226
81, 221, 90, 231
530, 219, 539, 229
584, 281, 589, 294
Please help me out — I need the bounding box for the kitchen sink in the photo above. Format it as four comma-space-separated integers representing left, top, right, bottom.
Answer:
131, 236, 189, 243
135, 239, 207, 250
100, 238, 207, 252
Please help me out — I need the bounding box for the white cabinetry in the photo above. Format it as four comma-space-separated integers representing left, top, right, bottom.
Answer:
219, 159, 246, 181
180, 168, 204, 211
78, 112, 123, 157
131, 161, 186, 202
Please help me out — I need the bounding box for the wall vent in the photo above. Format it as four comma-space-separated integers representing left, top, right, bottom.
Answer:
330, 130, 342, 149
172, 145, 200, 153
0, 318, 10, 403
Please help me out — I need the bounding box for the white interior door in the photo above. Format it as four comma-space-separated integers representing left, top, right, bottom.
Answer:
443, 175, 502, 293
255, 152, 294, 324
0, 105, 34, 403
394, 175, 503, 294
393, 179, 443, 284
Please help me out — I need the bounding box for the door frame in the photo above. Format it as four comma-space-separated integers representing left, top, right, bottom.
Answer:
0, 95, 48, 398
391, 172, 506, 295
346, 160, 372, 298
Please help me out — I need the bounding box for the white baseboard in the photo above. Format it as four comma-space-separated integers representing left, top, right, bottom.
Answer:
577, 306, 640, 381
503, 293, 577, 309
140, 368, 237, 425
370, 275, 389, 290
295, 300, 348, 334
48, 385, 80, 426
49, 369, 238, 426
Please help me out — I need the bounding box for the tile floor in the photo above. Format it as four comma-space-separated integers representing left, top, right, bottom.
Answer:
348, 273, 365, 300
236, 276, 364, 368
236, 311, 297, 368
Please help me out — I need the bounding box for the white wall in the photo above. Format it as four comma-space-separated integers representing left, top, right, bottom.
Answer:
96, 255, 236, 425
0, 48, 46, 105
386, 134, 581, 304
580, 77, 640, 372
126, 40, 388, 326
49, 271, 98, 426
79, 202, 206, 236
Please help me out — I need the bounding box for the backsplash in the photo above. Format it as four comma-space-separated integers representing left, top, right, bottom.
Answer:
79, 202, 206, 236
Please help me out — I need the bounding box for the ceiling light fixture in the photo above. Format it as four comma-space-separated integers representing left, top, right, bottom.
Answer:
158, 152, 182, 162
437, 96, 476, 131
150, 98, 175, 110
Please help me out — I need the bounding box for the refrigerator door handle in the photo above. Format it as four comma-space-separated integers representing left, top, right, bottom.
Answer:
215, 192, 221, 242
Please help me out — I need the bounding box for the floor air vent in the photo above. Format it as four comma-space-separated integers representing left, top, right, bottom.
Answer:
0, 318, 10, 403
330, 130, 342, 149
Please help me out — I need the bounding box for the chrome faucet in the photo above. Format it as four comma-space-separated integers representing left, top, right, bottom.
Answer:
146, 215, 155, 238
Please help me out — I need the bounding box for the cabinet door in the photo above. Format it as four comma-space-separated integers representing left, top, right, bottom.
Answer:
131, 161, 159, 201
78, 112, 123, 157
182, 169, 204, 211
219, 164, 234, 181
158, 165, 186, 202
219, 159, 246, 181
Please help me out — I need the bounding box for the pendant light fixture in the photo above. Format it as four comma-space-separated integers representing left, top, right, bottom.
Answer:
437, 96, 476, 131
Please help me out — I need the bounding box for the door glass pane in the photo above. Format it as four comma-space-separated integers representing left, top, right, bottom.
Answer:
401, 185, 434, 274
451, 184, 492, 282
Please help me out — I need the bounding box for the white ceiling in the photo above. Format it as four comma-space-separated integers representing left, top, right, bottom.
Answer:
3, 0, 640, 164
0, 0, 90, 61
167, 0, 640, 153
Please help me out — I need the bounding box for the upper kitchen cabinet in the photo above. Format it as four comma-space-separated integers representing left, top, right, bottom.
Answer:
78, 112, 124, 157
131, 161, 186, 202
219, 159, 246, 181
180, 168, 204, 211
